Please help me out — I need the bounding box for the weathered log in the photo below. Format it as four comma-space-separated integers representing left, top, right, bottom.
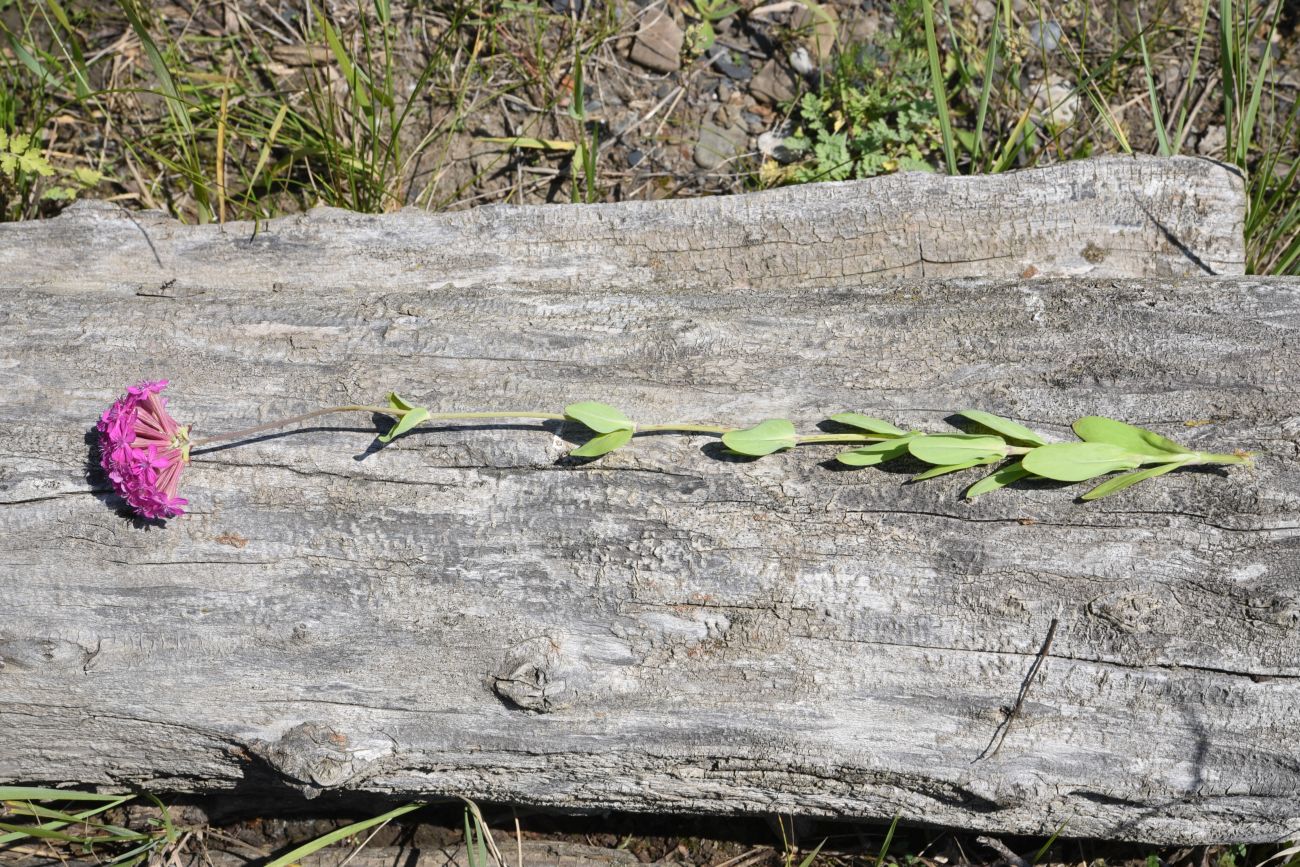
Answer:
0, 155, 1245, 292
2, 158, 1298, 846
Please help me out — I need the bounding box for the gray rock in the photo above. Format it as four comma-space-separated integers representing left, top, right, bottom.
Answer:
1198, 124, 1227, 156
628, 6, 683, 73
711, 50, 753, 81
758, 125, 798, 163
1028, 20, 1063, 52
790, 2, 838, 63
750, 59, 799, 105
788, 45, 816, 76
693, 121, 747, 170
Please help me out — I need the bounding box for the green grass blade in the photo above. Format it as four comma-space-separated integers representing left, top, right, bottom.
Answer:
248, 103, 289, 191
971, 18, 1000, 163
0, 796, 133, 845
797, 837, 827, 867
876, 812, 901, 867
313, 2, 371, 113
1171, 0, 1212, 151
3, 31, 51, 82
1135, 12, 1171, 156
117, 0, 192, 138
263, 802, 424, 867
921, 1, 957, 174
42, 0, 92, 98
0, 822, 148, 843
0, 787, 133, 802
1030, 817, 1071, 863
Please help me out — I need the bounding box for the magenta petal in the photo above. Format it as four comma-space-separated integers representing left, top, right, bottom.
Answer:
98, 380, 191, 519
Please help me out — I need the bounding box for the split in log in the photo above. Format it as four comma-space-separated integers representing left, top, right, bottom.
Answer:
1, 157, 1297, 846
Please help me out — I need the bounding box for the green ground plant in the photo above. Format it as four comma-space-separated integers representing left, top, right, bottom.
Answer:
776, 0, 947, 182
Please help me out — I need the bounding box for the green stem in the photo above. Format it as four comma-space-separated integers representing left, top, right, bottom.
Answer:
794, 433, 889, 445
191, 406, 565, 447
1190, 451, 1255, 466
638, 423, 733, 435
424, 411, 567, 422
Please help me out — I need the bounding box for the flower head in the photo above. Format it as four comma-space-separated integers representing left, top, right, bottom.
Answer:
98, 380, 191, 519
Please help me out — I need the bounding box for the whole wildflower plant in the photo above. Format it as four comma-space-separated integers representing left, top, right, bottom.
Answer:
98, 380, 191, 519
96, 381, 1254, 521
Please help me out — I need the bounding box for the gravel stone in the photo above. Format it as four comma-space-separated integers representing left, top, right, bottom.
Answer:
628, 7, 683, 73
750, 59, 799, 105
694, 121, 747, 169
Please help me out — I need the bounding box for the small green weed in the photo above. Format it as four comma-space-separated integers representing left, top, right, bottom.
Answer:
773, 0, 944, 184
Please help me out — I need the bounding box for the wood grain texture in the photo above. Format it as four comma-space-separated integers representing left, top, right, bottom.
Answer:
0, 155, 1244, 295
2, 158, 1296, 846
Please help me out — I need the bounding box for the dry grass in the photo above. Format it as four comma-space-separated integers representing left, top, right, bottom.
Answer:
2, 1, 1297, 269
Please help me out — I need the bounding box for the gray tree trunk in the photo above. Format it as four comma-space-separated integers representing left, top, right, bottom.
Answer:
2, 157, 1296, 846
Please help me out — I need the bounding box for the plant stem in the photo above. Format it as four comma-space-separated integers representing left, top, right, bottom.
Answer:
191, 406, 565, 447
1191, 451, 1255, 466
638, 423, 733, 435
794, 433, 888, 445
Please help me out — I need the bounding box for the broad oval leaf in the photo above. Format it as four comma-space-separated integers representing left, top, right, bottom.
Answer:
378, 406, 430, 443
909, 434, 1007, 466
1022, 442, 1143, 482
965, 462, 1032, 499
957, 409, 1047, 446
1081, 461, 1183, 501
386, 391, 419, 411
722, 419, 797, 457
569, 428, 633, 458
1073, 416, 1187, 457
827, 413, 906, 436
834, 436, 917, 467
564, 400, 635, 434
912, 456, 1000, 481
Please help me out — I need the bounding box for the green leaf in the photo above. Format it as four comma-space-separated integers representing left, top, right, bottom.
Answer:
73, 167, 103, 186
41, 186, 78, 201
828, 413, 906, 436
721, 419, 797, 457
378, 406, 430, 443
908, 434, 1007, 466
569, 428, 633, 458
1073, 416, 1188, 457
834, 436, 917, 466
912, 456, 1000, 480
564, 401, 635, 434
386, 391, 419, 411
1081, 461, 1184, 501
957, 410, 1047, 446
1021, 442, 1145, 482
965, 462, 1032, 499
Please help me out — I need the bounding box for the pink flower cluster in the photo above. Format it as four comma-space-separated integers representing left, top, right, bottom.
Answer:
98, 380, 190, 519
